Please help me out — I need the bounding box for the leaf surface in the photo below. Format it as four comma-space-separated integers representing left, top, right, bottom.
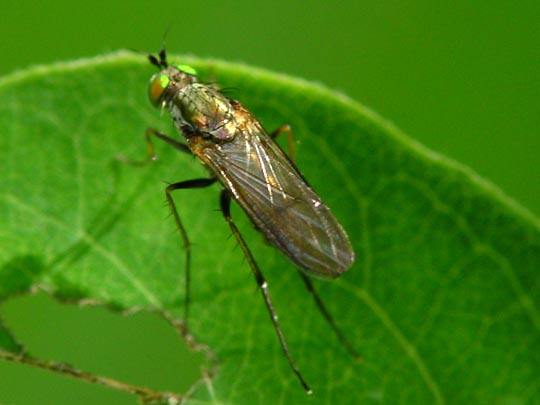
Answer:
0, 51, 539, 404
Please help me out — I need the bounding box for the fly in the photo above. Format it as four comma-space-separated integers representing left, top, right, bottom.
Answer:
140, 47, 358, 393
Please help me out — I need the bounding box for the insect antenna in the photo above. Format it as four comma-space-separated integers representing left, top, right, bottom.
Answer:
147, 48, 168, 69
147, 27, 171, 68
158, 47, 168, 67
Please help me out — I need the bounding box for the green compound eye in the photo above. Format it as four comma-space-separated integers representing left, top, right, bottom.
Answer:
175, 64, 197, 76
148, 73, 170, 107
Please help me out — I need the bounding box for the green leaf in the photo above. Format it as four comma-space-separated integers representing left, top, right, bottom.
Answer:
1, 51, 539, 404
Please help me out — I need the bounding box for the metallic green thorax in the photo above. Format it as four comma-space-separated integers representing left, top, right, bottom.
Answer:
148, 65, 238, 141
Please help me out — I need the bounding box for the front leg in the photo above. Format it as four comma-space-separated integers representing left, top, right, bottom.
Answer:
117, 128, 191, 166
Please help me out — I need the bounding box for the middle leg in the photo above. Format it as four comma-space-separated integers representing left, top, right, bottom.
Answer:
166, 177, 217, 341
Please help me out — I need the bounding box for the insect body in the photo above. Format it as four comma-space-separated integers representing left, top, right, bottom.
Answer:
144, 49, 357, 392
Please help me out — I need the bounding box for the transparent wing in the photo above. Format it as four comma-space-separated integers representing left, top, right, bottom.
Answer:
199, 117, 355, 278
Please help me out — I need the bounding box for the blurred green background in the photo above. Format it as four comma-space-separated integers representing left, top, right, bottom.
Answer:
1, 1, 538, 404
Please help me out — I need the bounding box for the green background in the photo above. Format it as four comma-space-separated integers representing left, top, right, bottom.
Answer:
0, 1, 538, 404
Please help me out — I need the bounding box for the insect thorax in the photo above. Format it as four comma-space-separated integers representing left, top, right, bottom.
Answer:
168, 83, 237, 141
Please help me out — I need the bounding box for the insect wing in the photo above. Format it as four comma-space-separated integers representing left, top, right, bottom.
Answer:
201, 117, 355, 278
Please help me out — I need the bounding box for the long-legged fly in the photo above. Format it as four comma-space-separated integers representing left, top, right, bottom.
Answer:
139, 48, 357, 393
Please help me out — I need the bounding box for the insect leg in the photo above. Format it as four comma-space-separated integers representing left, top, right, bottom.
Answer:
118, 128, 191, 166
219, 190, 312, 394
166, 178, 217, 341
270, 125, 296, 162
298, 273, 361, 361
146, 128, 191, 155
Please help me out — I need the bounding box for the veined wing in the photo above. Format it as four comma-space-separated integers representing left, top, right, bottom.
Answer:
199, 114, 355, 278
